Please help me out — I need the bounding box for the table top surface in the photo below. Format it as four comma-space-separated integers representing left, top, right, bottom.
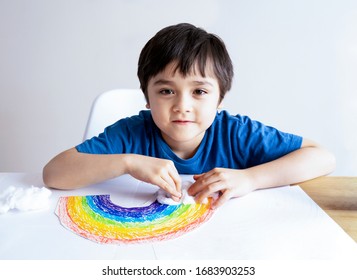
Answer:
1, 173, 356, 260
298, 176, 357, 242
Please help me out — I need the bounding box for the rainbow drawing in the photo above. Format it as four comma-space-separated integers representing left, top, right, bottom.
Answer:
55, 194, 214, 244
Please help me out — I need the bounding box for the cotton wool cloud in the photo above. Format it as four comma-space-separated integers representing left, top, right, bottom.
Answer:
0, 185, 52, 214
156, 180, 218, 205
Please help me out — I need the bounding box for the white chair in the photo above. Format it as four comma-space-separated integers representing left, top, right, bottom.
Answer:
83, 89, 146, 140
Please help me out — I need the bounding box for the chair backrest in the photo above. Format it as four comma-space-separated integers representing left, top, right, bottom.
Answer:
83, 89, 146, 140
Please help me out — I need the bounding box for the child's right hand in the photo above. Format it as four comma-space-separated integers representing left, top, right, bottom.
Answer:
126, 154, 182, 201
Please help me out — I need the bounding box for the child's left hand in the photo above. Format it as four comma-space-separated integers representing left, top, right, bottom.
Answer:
188, 168, 256, 209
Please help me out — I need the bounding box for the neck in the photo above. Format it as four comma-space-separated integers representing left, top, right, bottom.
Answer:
161, 132, 205, 160
172, 145, 199, 160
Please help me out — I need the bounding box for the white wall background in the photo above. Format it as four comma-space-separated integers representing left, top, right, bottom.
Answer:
0, 0, 356, 175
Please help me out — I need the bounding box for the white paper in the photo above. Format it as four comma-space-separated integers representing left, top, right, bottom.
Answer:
0, 173, 356, 260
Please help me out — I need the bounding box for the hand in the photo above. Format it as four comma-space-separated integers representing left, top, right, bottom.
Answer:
126, 155, 182, 201
188, 168, 256, 209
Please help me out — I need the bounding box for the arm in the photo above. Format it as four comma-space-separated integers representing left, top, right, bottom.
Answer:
188, 138, 336, 208
42, 148, 181, 200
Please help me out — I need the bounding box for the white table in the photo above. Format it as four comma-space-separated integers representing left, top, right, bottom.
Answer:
1, 172, 357, 260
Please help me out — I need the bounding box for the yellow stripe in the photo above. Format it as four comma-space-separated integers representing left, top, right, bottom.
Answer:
66, 196, 211, 240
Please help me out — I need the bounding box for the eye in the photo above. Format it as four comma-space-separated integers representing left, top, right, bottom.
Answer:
193, 89, 207, 95
159, 89, 174, 95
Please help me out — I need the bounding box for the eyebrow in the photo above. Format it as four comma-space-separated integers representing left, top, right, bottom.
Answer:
153, 79, 214, 87
153, 79, 175, 86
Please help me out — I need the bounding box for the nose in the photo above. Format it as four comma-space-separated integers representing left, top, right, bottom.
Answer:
173, 93, 193, 113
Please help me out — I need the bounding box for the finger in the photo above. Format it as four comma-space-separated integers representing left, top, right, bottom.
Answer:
168, 164, 182, 194
160, 173, 182, 199
150, 175, 177, 197
189, 172, 216, 195
188, 181, 203, 196
211, 190, 232, 209
195, 181, 225, 203
193, 173, 205, 180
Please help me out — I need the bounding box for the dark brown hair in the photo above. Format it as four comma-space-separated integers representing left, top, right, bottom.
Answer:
137, 23, 234, 102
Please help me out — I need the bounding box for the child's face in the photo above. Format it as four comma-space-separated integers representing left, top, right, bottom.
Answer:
146, 61, 222, 158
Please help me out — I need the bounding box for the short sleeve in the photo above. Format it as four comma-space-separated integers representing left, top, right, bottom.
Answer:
234, 115, 303, 167
75, 111, 153, 155
76, 120, 127, 154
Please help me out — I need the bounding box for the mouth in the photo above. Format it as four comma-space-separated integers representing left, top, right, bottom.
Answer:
172, 120, 194, 125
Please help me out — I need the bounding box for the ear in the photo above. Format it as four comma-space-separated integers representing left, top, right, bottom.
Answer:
145, 103, 150, 109
217, 101, 223, 110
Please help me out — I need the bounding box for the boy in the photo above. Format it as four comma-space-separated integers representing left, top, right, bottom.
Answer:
43, 23, 335, 209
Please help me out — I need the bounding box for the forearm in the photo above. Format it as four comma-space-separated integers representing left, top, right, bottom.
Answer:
42, 148, 130, 189
246, 145, 336, 191
189, 139, 336, 208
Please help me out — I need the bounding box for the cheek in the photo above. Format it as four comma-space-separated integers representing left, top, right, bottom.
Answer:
199, 106, 217, 127
201, 99, 219, 115
151, 102, 167, 113
150, 104, 168, 124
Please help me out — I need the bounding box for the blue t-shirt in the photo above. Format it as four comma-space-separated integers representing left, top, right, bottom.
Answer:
76, 110, 302, 174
